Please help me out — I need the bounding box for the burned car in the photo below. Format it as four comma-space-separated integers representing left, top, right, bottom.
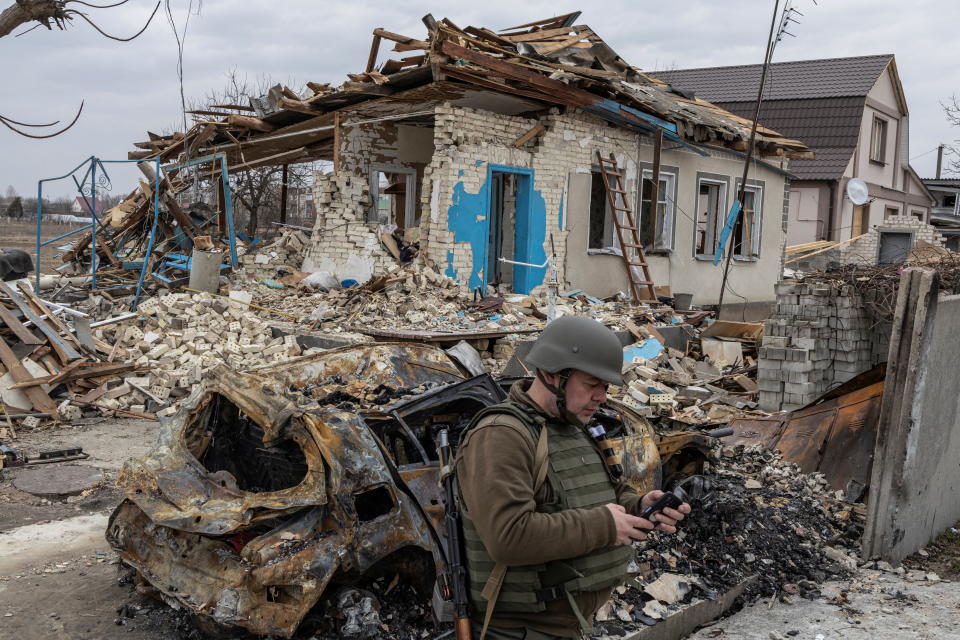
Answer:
106, 343, 660, 637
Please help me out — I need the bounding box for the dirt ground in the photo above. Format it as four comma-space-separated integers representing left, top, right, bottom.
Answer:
2, 219, 87, 273
3, 417, 960, 640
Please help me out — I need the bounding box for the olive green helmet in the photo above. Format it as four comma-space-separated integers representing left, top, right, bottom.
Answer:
525, 316, 624, 385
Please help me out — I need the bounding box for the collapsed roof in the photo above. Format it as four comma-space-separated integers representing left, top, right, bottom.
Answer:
129, 11, 811, 170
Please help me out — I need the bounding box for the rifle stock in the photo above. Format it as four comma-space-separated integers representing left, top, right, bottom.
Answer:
437, 428, 472, 640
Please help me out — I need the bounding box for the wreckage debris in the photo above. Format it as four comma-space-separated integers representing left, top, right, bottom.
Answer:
593, 444, 865, 638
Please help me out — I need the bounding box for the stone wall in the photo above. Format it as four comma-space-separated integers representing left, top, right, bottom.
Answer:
758, 280, 890, 411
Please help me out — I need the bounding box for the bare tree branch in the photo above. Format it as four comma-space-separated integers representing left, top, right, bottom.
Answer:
67, 0, 159, 42
0, 100, 83, 138
1, 0, 159, 40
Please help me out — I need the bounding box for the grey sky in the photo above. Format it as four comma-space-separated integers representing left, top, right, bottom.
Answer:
1, 0, 957, 201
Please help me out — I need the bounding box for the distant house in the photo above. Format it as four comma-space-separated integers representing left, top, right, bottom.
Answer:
70, 196, 104, 215
654, 55, 935, 248
922, 178, 960, 249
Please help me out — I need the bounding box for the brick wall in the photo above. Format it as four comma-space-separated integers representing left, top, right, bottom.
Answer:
420, 104, 640, 293
758, 280, 890, 411
838, 215, 946, 265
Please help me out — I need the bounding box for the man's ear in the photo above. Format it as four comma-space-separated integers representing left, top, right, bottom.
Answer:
540, 370, 558, 386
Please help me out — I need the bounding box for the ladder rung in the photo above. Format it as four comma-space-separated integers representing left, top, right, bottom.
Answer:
612, 205, 632, 211
608, 188, 627, 194
631, 280, 654, 285
627, 261, 648, 267
602, 169, 623, 176
623, 242, 644, 248
618, 225, 638, 231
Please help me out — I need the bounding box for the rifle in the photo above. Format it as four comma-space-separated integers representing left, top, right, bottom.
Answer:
437, 427, 472, 640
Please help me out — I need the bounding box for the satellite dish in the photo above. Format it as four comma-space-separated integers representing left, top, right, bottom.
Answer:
846, 178, 870, 206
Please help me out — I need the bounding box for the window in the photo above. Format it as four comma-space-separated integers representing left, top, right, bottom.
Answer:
694, 176, 728, 260
884, 206, 899, 219
943, 194, 956, 208
732, 182, 763, 260
368, 166, 416, 227
588, 170, 615, 249
870, 116, 888, 164
911, 209, 925, 222
639, 169, 676, 252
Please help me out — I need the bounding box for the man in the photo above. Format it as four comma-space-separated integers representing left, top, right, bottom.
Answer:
456, 315, 691, 640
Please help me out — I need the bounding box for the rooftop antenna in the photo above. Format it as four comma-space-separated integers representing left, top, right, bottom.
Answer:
716, 0, 808, 315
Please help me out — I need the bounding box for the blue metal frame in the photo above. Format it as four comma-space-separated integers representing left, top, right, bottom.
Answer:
36, 152, 235, 311
483, 165, 544, 294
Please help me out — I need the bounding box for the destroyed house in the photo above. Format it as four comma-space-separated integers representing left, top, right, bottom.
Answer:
129, 12, 809, 312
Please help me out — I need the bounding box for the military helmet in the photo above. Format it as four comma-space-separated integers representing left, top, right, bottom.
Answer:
525, 315, 624, 385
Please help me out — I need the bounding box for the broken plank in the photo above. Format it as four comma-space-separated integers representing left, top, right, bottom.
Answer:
225, 114, 276, 132
513, 124, 546, 147
0, 282, 80, 363
0, 339, 59, 419
0, 304, 43, 345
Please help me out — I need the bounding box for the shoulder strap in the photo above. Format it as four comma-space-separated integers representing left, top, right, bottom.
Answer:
479, 423, 549, 640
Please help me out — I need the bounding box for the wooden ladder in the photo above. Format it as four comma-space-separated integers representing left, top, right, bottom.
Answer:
596, 152, 657, 302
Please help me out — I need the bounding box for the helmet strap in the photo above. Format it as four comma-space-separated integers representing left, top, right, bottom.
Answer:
536, 369, 582, 427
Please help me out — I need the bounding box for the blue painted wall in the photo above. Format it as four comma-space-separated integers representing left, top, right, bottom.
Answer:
445, 165, 549, 294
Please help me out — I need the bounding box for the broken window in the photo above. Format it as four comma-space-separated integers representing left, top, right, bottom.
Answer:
884, 206, 899, 219
943, 194, 957, 208
732, 181, 762, 260
196, 395, 308, 493
368, 166, 417, 227
870, 116, 888, 164
588, 170, 615, 250
639, 169, 676, 252
694, 175, 727, 260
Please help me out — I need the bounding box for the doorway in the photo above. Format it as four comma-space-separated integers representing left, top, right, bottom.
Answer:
484, 166, 541, 294
878, 231, 912, 266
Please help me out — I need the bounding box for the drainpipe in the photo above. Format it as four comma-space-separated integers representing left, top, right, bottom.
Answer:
826, 181, 837, 241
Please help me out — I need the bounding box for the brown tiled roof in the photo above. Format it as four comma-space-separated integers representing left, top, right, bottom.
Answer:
705, 97, 865, 180
651, 55, 894, 180
652, 54, 893, 102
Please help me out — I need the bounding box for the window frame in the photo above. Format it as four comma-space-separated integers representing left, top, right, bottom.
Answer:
693, 173, 729, 261
732, 179, 764, 261
869, 116, 888, 165
367, 164, 417, 226
587, 167, 617, 252
637, 164, 678, 254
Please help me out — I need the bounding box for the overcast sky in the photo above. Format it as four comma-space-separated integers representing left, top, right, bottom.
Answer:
1, 0, 957, 200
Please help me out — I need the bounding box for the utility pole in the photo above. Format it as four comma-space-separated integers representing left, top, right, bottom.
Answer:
936, 144, 944, 179
717, 0, 781, 315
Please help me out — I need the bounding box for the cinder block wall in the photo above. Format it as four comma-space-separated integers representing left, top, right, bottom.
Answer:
758, 280, 890, 411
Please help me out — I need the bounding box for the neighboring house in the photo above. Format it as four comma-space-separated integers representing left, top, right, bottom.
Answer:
71, 196, 104, 215
922, 178, 960, 250
145, 13, 810, 314
654, 55, 935, 249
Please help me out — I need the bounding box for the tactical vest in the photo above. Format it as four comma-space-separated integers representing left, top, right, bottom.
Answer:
458, 401, 633, 617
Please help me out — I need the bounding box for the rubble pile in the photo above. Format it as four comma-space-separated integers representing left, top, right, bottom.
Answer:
89, 290, 331, 416
594, 444, 865, 637
241, 228, 311, 271
0, 280, 139, 427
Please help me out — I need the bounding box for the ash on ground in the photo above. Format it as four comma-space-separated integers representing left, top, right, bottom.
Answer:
593, 444, 865, 638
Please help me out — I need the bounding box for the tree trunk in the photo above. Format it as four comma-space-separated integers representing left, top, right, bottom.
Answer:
0, 1, 64, 39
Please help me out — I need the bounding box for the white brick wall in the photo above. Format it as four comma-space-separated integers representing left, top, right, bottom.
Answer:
839, 215, 946, 265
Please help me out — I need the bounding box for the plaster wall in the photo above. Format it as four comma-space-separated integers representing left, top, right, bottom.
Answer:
787, 184, 826, 245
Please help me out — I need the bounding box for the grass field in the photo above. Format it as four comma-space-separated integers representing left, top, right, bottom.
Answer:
2, 218, 87, 274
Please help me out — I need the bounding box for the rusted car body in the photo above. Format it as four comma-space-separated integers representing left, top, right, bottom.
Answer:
107, 343, 660, 637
